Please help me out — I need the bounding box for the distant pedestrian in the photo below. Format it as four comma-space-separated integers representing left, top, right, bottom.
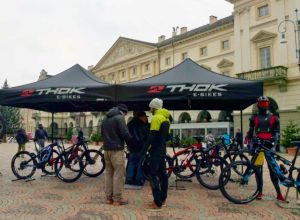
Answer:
34, 124, 48, 150
15, 128, 28, 152
235, 128, 243, 150
222, 132, 231, 146
101, 104, 132, 206
205, 131, 215, 147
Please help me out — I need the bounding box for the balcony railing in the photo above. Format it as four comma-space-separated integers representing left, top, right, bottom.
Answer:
236, 66, 288, 81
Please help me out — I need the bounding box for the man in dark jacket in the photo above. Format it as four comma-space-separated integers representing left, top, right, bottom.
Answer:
34, 124, 48, 150
101, 104, 132, 206
126, 111, 149, 186
16, 128, 28, 152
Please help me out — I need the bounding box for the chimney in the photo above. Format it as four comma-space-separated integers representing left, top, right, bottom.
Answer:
158, 35, 166, 42
209, 15, 218, 24
180, 27, 188, 34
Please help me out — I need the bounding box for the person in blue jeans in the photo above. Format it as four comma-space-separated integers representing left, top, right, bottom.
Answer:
126, 111, 150, 186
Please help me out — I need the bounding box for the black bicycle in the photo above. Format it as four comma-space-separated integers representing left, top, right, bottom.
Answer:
219, 138, 300, 204
11, 139, 61, 180
75, 138, 105, 177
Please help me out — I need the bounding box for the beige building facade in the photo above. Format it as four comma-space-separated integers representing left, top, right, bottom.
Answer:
25, 0, 300, 138
91, 0, 300, 136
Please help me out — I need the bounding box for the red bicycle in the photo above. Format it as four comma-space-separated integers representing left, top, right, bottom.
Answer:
165, 136, 203, 179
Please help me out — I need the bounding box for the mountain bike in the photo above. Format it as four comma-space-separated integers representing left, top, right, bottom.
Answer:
219, 139, 300, 204
75, 138, 105, 177
11, 139, 61, 180
54, 139, 85, 183
164, 136, 203, 179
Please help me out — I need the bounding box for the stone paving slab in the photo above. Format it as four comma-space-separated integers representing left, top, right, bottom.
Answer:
0, 142, 300, 220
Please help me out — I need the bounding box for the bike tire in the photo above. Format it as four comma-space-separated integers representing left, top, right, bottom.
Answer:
54, 152, 84, 183
81, 149, 105, 177
165, 155, 173, 178
11, 151, 37, 179
196, 155, 227, 190
296, 172, 300, 194
173, 155, 198, 179
42, 149, 59, 175
223, 152, 249, 177
219, 161, 261, 204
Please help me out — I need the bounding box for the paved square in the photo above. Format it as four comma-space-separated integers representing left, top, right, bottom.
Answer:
0, 142, 299, 220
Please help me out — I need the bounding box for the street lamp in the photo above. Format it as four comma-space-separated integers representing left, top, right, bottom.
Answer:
278, 9, 300, 70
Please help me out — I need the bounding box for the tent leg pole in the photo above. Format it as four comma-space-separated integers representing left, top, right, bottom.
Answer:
240, 110, 243, 143
51, 112, 54, 143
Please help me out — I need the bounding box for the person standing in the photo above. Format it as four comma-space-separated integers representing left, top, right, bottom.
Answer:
101, 104, 132, 206
15, 128, 28, 152
235, 128, 243, 150
34, 124, 48, 150
144, 98, 171, 210
126, 111, 150, 187
248, 96, 285, 202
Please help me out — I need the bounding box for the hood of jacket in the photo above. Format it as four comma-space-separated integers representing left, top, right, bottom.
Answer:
106, 107, 121, 118
155, 108, 170, 121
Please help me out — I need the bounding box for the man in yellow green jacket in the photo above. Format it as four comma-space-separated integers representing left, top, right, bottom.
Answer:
145, 98, 171, 210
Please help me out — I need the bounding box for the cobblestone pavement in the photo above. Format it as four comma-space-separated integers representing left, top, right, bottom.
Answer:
0, 142, 300, 220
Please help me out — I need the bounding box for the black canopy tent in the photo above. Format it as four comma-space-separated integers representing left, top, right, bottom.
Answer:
116, 59, 263, 111
0, 64, 115, 140
0, 64, 115, 112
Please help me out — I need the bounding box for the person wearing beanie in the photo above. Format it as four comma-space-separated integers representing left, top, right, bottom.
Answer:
101, 104, 132, 206
143, 98, 171, 210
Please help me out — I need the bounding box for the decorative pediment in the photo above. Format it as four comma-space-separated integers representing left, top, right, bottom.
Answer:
94, 37, 157, 69
251, 31, 277, 43
217, 59, 234, 68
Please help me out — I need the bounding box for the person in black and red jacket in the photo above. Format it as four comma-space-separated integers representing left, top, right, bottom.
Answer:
248, 96, 285, 202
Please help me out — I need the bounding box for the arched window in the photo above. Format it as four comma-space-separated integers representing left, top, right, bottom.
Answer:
69, 122, 74, 128
178, 112, 191, 123
218, 111, 233, 122
196, 111, 212, 122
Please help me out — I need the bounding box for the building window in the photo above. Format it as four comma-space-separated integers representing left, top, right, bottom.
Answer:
145, 63, 150, 72
200, 47, 207, 56
221, 40, 229, 50
131, 67, 137, 76
260, 46, 271, 69
258, 5, 269, 17
165, 57, 171, 66
120, 70, 126, 78
182, 52, 188, 60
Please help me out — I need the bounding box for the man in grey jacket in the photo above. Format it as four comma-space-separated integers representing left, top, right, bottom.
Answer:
101, 104, 132, 206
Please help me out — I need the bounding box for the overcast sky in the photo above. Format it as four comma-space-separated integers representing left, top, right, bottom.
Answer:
0, 0, 233, 87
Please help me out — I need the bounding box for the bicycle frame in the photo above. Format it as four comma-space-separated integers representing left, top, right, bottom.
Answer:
249, 139, 300, 186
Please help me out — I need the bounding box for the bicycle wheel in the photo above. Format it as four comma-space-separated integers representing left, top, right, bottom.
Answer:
81, 149, 105, 177
55, 152, 83, 183
42, 149, 59, 175
165, 155, 173, 178
173, 155, 198, 179
219, 161, 261, 204
223, 152, 249, 176
196, 155, 227, 190
11, 151, 37, 179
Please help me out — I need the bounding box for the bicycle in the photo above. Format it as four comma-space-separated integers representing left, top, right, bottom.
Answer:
219, 138, 300, 204
74, 137, 105, 177
11, 139, 61, 180
54, 139, 85, 183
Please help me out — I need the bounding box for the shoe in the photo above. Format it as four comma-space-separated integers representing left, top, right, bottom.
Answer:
256, 192, 263, 200
106, 197, 113, 205
276, 193, 286, 202
112, 198, 129, 206
162, 200, 166, 207
146, 202, 162, 211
